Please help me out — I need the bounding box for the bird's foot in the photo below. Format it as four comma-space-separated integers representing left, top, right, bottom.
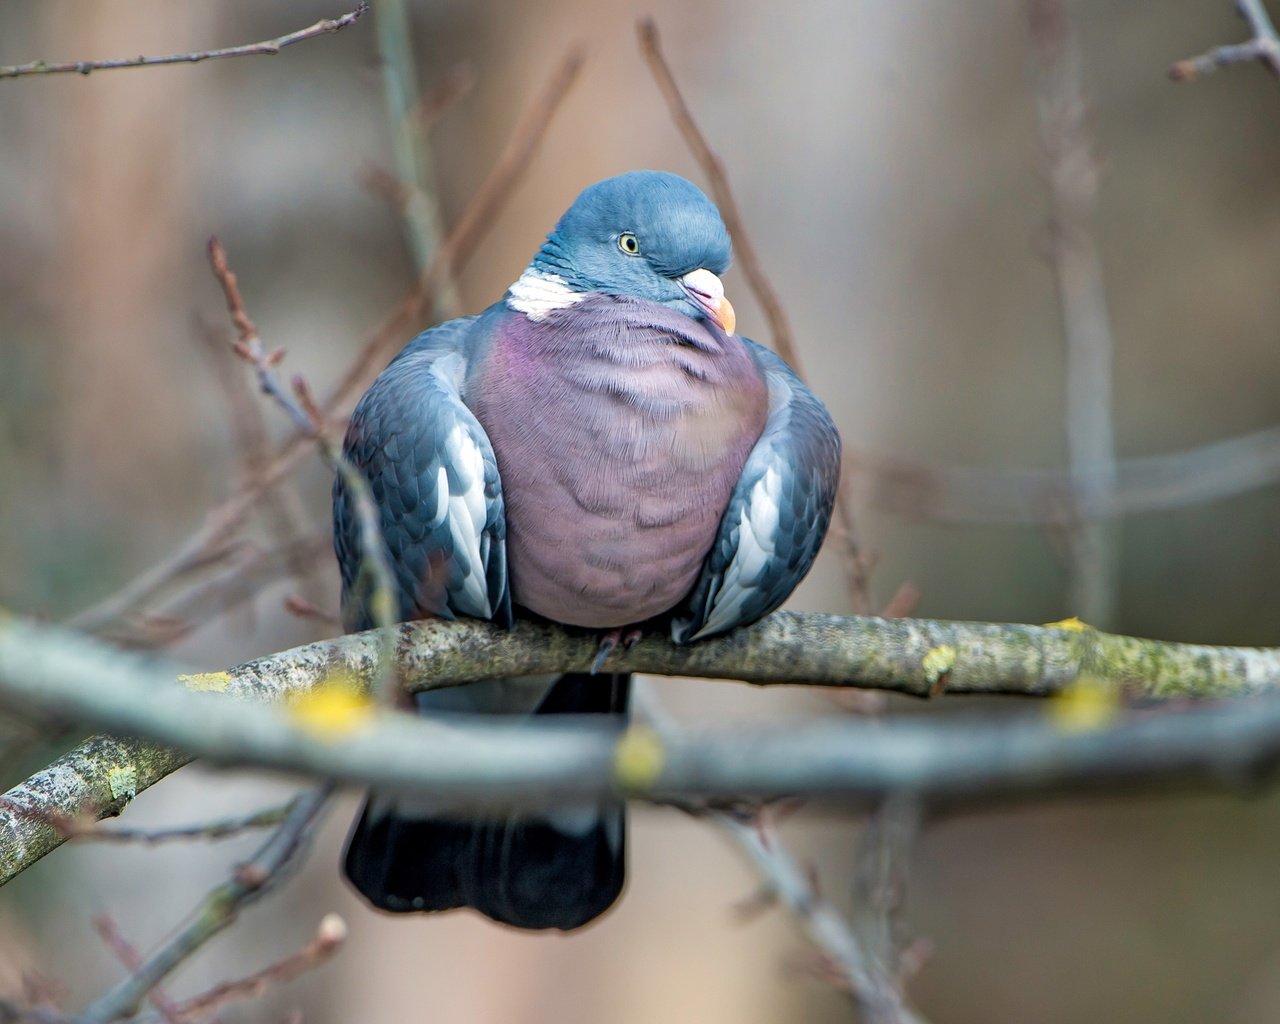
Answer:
591, 627, 644, 674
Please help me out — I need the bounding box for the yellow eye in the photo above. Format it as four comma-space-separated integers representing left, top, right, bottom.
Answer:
618, 232, 640, 255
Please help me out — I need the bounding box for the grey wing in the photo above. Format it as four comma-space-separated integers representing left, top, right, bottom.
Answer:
671, 340, 841, 643
333, 316, 512, 632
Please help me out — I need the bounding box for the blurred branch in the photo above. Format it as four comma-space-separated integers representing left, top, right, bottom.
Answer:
847, 422, 1280, 525
849, 798, 928, 1022
413, 61, 476, 130
6, 611, 1280, 884
52, 800, 293, 845
161, 913, 346, 1023
92, 917, 181, 1024
1171, 0, 1280, 81
194, 318, 328, 617
1029, 0, 1119, 625
0, 4, 369, 80
637, 17, 873, 615
725, 815, 926, 1023
81, 785, 333, 1023
333, 43, 586, 414
635, 684, 926, 1018
100, 534, 331, 650
373, 0, 459, 309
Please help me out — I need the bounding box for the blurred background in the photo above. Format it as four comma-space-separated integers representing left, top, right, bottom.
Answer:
3, 1, 1280, 1021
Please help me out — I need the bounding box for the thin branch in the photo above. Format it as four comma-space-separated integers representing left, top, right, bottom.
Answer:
92, 917, 181, 1024
6, 612, 1280, 884
637, 17, 874, 615
412, 62, 476, 131
1029, 0, 1120, 625
849, 798, 927, 1022
54, 800, 293, 845
193, 319, 328, 618
65, 439, 311, 636
81, 785, 333, 1023
165, 914, 345, 1023
0, 4, 369, 80
1170, 0, 1280, 81
328, 43, 586, 416
101, 535, 331, 650
207, 237, 399, 700
724, 816, 927, 1023
635, 683, 923, 1016
66, 46, 584, 642
846, 422, 1280, 525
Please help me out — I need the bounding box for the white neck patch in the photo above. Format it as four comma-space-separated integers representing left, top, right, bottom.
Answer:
506, 268, 586, 322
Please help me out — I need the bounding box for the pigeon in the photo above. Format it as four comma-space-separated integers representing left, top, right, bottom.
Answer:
334, 170, 840, 930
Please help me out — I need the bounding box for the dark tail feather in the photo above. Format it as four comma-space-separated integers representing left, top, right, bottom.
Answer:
343, 672, 630, 931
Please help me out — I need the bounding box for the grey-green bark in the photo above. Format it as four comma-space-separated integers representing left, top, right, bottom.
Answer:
3, 610, 1280, 887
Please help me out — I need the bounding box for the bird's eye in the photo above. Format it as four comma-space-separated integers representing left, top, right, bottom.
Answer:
617, 232, 640, 256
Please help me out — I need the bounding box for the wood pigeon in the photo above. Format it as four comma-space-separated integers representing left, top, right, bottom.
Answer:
334, 170, 841, 931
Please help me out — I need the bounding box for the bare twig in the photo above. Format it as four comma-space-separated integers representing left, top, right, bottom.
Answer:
0, 4, 369, 80
1029, 0, 1120, 625
413, 62, 477, 131
725, 815, 927, 1022
846, 423, 1280, 525
1170, 0, 1280, 81
66, 46, 584, 643
207, 237, 399, 700
66, 439, 311, 636
633, 684, 919, 1014
92, 916, 182, 1024
193, 318, 328, 617
637, 17, 873, 615
849, 797, 927, 1021
105, 535, 331, 650
55, 800, 293, 845
166, 914, 346, 1022
81, 785, 334, 1023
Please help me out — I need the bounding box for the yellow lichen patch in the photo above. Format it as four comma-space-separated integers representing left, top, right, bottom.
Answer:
288, 673, 375, 739
1043, 616, 1091, 632
107, 764, 138, 801
1049, 675, 1120, 733
614, 726, 665, 790
921, 645, 956, 687
178, 671, 232, 693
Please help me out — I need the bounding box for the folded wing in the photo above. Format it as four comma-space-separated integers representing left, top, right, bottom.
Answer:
672, 340, 841, 643
333, 316, 512, 633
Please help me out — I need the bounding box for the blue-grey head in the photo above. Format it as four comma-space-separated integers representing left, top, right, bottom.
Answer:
510, 170, 737, 334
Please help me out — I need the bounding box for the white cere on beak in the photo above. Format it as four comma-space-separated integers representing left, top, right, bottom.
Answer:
679, 268, 736, 334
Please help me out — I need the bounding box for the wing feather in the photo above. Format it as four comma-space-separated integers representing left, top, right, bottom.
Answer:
333, 316, 512, 632
671, 341, 840, 643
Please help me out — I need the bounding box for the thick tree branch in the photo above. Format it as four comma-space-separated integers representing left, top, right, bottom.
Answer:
0, 5, 369, 80
4, 611, 1280, 886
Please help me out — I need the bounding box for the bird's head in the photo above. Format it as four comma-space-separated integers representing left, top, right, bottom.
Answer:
516, 170, 736, 334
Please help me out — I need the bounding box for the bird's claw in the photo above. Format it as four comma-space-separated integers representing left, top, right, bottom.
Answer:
591, 628, 644, 674
591, 635, 617, 675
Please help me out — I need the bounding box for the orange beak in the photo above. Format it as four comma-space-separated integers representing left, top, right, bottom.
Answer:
680, 268, 736, 335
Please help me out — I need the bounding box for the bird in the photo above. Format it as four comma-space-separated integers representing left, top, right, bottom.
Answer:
333, 169, 841, 931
